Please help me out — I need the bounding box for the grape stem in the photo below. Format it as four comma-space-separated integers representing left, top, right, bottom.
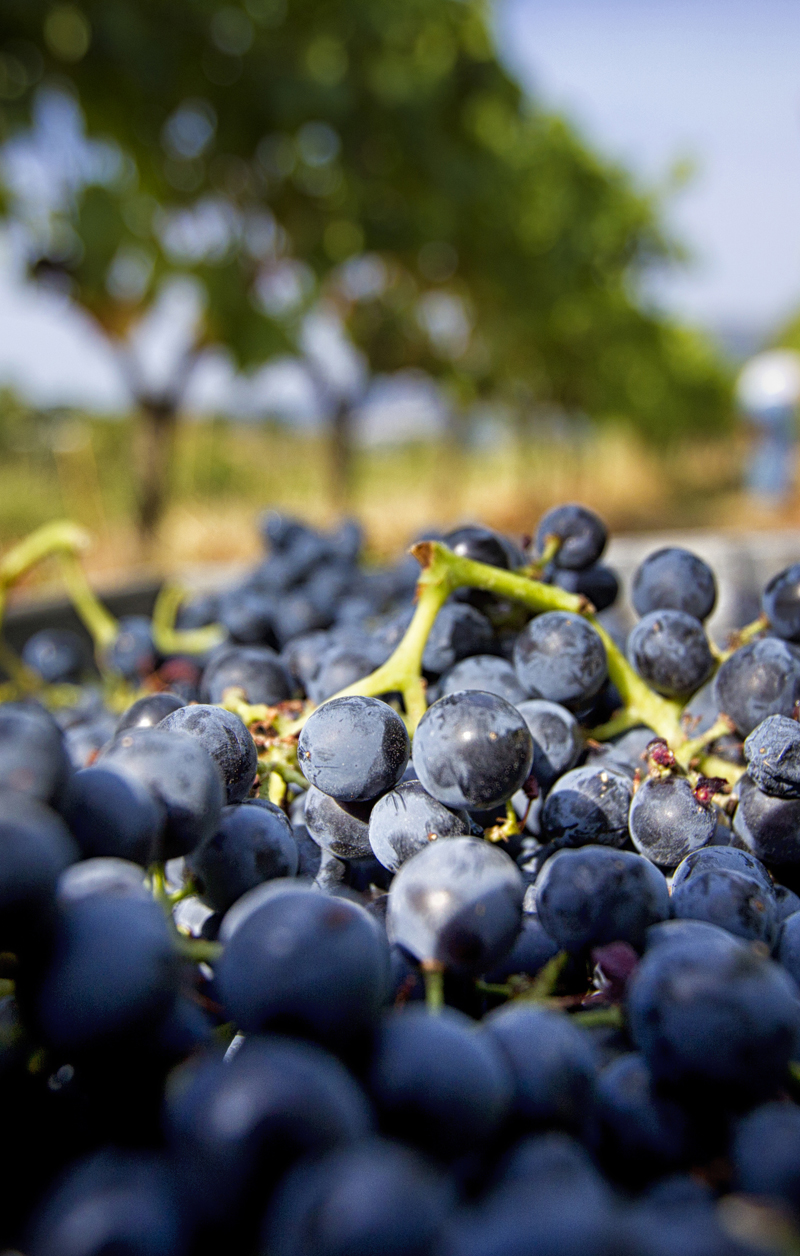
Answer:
313, 540, 685, 744
421, 961, 445, 1012
151, 583, 226, 656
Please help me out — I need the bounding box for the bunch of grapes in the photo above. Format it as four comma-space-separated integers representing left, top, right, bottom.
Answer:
2, 505, 800, 1255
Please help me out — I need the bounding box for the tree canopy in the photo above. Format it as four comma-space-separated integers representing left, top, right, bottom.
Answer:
0, 0, 731, 458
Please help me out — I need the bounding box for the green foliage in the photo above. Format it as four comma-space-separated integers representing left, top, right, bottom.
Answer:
0, 0, 731, 439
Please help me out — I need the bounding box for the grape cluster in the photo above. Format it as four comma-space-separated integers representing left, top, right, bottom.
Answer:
6, 504, 800, 1255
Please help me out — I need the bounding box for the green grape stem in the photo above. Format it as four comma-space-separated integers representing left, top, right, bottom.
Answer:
151, 583, 226, 656
314, 540, 686, 746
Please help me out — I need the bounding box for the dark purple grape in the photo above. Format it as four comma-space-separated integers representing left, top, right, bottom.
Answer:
386, 837, 524, 973
715, 638, 800, 737
671, 867, 778, 947
515, 699, 581, 790
763, 563, 800, 642
0, 788, 78, 953
304, 785, 374, 859
670, 845, 773, 896
115, 692, 186, 733
541, 764, 632, 848
535, 504, 607, 570
21, 628, 87, 684
627, 926, 800, 1099
368, 780, 469, 873
743, 714, 800, 797
437, 655, 528, 704
200, 644, 293, 705
26, 1149, 187, 1256
632, 547, 717, 621
483, 1003, 597, 1133
34, 890, 180, 1052
513, 612, 607, 707
367, 1005, 512, 1160
627, 610, 713, 698
628, 776, 716, 868
535, 846, 670, 952
99, 727, 224, 858
412, 691, 533, 810
103, 615, 157, 681
165, 1034, 372, 1226
63, 765, 164, 866
593, 1053, 691, 1187
733, 773, 800, 866
0, 702, 71, 809
261, 1137, 454, 1256
297, 696, 409, 802
186, 802, 298, 913
733, 1102, 800, 1213
215, 884, 390, 1046
550, 563, 619, 612
160, 704, 258, 805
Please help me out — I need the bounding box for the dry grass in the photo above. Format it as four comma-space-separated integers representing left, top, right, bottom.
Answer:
1, 414, 798, 601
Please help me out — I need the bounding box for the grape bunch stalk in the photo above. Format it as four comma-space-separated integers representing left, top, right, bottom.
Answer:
3, 506, 800, 1256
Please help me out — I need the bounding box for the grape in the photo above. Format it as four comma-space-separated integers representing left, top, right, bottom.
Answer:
165, 1035, 372, 1227
421, 601, 495, 675
481, 913, 560, 982
763, 563, 800, 641
115, 691, 186, 732
367, 1005, 512, 1160
200, 644, 293, 705
715, 638, 800, 736
774, 882, 800, 921
160, 704, 258, 805
535, 503, 607, 570
437, 655, 528, 704
297, 695, 409, 802
631, 547, 717, 621
215, 884, 390, 1047
513, 612, 607, 706
102, 615, 157, 681
99, 728, 224, 858
63, 765, 164, 866
670, 867, 778, 946
220, 585, 279, 646
732, 773, 800, 866
627, 610, 713, 698
733, 1102, 800, 1213
627, 927, 800, 1099
483, 1003, 597, 1132
21, 627, 86, 684
412, 691, 533, 810
0, 789, 78, 954
629, 775, 716, 868
444, 523, 515, 569
535, 846, 670, 951
306, 647, 378, 703
670, 845, 773, 896
743, 714, 800, 797
368, 780, 469, 872
516, 698, 581, 790
593, 1053, 691, 1187
34, 891, 180, 1052
540, 764, 632, 848
262, 1138, 454, 1256
0, 701, 71, 808
440, 1131, 616, 1256
550, 562, 619, 611
27, 1149, 187, 1256
186, 802, 298, 913
386, 837, 524, 973
304, 785, 374, 859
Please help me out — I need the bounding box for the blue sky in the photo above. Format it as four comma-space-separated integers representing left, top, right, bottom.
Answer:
499, 0, 800, 342
1, 0, 799, 408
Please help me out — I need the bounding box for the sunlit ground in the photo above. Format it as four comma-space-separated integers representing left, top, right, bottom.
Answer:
0, 415, 797, 601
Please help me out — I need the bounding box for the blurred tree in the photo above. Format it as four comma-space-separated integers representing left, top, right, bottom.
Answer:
0, 0, 730, 535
